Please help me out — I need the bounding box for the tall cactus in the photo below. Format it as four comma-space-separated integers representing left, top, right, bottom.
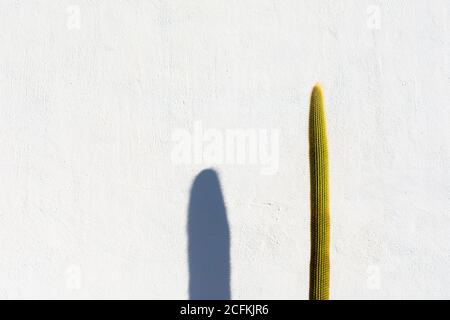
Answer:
309, 84, 330, 300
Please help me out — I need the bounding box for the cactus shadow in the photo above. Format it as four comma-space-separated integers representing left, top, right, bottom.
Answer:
188, 169, 231, 300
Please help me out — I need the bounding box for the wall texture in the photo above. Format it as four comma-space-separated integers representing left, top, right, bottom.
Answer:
0, 0, 449, 299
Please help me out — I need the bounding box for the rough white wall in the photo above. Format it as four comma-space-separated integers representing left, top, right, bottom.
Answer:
0, 0, 449, 299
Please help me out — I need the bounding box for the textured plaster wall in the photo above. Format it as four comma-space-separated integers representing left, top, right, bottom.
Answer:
0, 0, 449, 299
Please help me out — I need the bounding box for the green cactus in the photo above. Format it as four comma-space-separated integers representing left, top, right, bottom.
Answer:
309, 84, 330, 300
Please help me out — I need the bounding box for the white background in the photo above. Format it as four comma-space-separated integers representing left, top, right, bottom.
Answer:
0, 0, 449, 299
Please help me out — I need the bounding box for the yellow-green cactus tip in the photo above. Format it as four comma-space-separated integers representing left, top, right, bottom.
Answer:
312, 83, 323, 98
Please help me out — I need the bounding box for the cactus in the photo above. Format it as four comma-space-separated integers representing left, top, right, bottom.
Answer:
309, 84, 330, 300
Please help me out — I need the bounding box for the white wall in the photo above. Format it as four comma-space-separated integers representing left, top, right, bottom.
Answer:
0, 0, 449, 299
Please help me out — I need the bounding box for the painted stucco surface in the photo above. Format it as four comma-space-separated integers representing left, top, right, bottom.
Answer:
0, 0, 449, 299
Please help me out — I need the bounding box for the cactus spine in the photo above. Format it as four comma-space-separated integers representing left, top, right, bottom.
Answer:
309, 84, 330, 300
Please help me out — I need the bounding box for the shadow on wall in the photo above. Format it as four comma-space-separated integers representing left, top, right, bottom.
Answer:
188, 169, 231, 300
